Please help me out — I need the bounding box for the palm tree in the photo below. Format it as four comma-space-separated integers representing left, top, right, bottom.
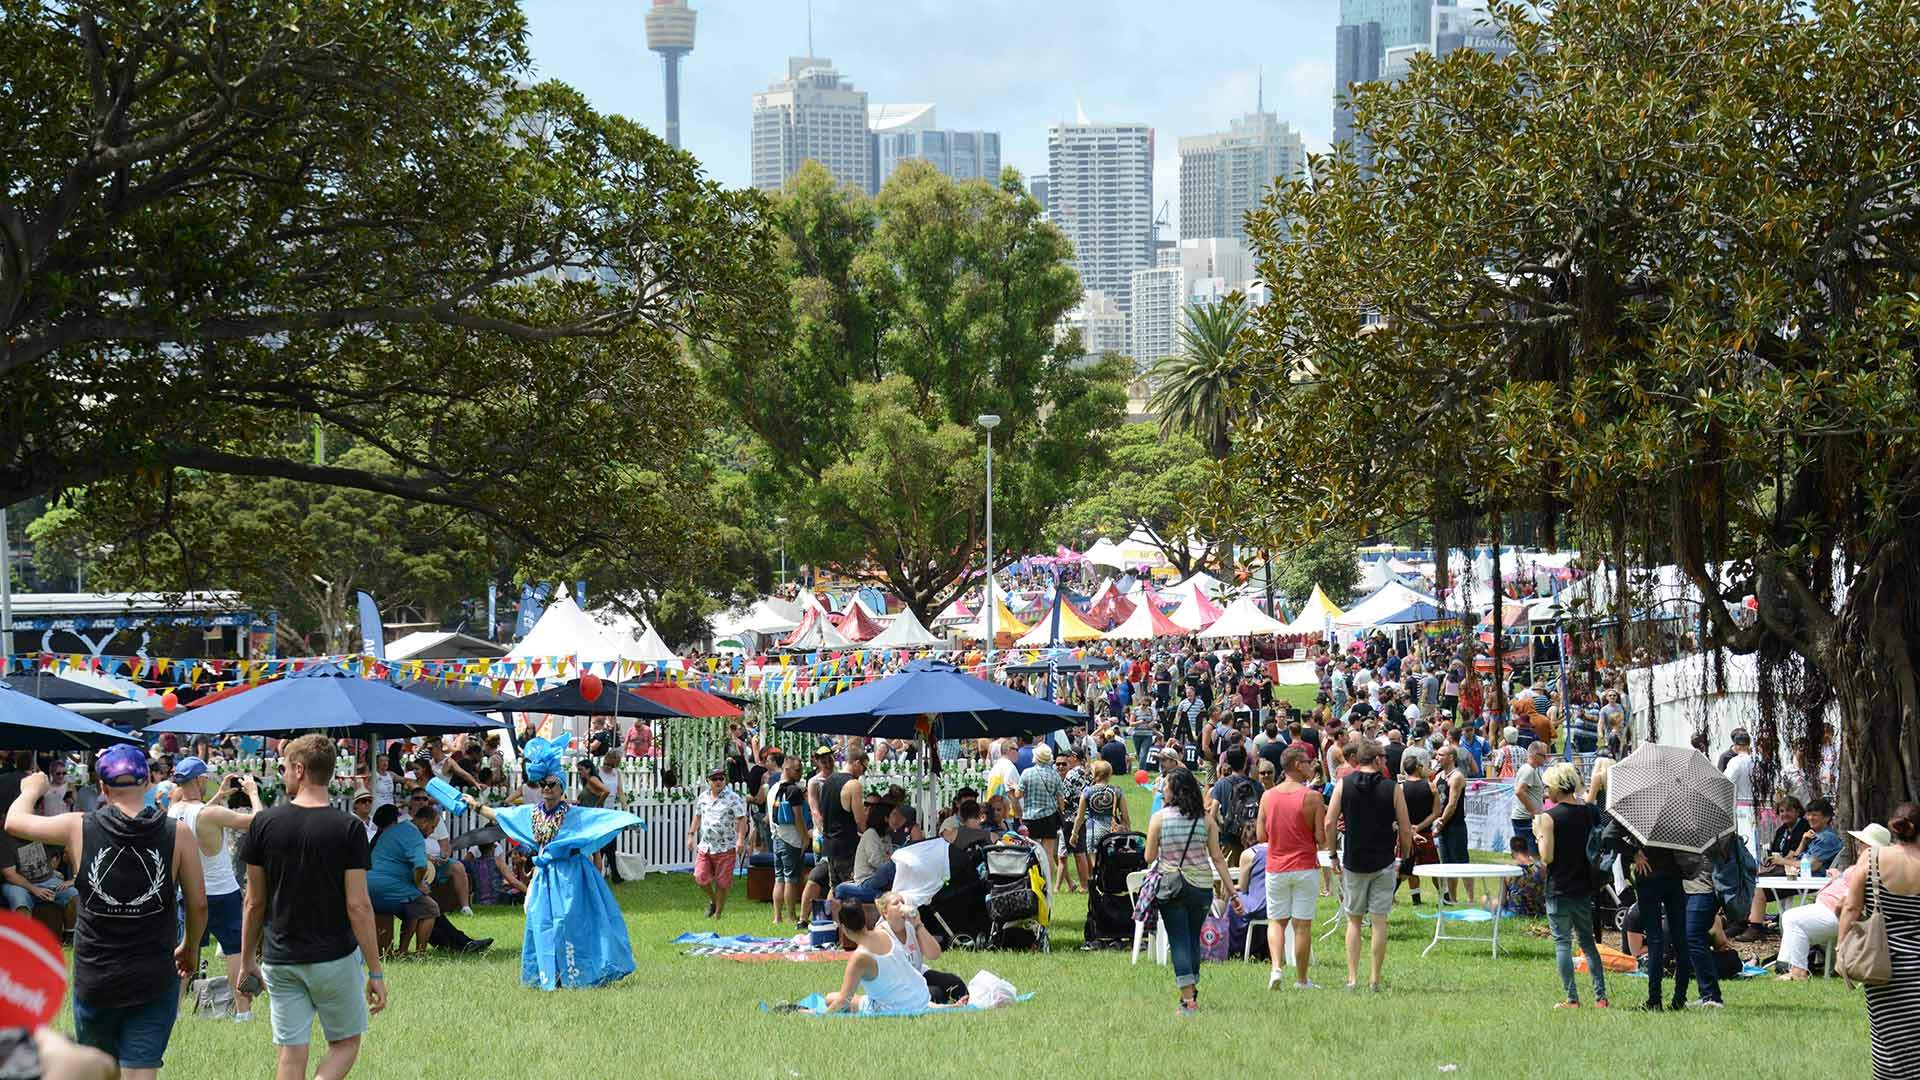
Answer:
1145, 294, 1253, 461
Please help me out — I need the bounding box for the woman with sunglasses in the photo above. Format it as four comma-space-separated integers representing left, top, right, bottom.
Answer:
463, 733, 641, 990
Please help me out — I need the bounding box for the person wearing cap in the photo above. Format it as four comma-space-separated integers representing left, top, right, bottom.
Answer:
1777, 822, 1893, 981
166, 757, 264, 1020
8, 745, 207, 1078
686, 768, 749, 918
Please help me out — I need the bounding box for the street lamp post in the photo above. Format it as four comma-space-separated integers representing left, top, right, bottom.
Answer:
775, 516, 788, 587
977, 414, 1001, 661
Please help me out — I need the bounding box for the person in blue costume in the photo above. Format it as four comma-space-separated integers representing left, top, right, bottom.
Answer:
463, 733, 641, 990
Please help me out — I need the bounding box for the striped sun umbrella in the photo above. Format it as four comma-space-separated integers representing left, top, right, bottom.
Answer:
1606, 743, 1736, 853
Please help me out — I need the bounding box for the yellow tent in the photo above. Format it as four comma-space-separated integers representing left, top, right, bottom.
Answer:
1013, 599, 1106, 646
960, 584, 1030, 641
1278, 584, 1345, 635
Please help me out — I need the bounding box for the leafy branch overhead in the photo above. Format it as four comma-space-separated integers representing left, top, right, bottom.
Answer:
0, 0, 780, 573
1224, 0, 1920, 820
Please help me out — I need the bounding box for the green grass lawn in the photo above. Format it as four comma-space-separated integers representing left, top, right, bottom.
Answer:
104, 781, 1870, 1079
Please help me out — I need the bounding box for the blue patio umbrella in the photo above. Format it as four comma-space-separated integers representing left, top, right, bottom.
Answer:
775, 658, 1082, 740
0, 681, 142, 750
146, 661, 505, 738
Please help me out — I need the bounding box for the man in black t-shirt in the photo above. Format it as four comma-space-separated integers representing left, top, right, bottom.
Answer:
240, 734, 383, 1079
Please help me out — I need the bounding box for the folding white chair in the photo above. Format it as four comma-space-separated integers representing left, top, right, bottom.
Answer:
1125, 870, 1168, 965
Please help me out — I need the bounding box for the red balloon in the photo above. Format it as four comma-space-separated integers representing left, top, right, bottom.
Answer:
160, 691, 180, 711
579, 673, 603, 703
1133, 769, 1150, 785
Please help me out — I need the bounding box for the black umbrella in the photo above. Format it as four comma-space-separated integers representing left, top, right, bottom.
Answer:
395, 677, 521, 713
512, 678, 685, 718
4, 673, 132, 706
450, 823, 505, 849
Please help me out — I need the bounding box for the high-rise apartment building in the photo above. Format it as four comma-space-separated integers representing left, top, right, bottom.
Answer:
1333, 20, 1384, 154
1061, 289, 1128, 361
876, 129, 1001, 189
751, 57, 870, 193
1029, 176, 1048, 215
1178, 111, 1306, 241
1129, 264, 1186, 368
1047, 121, 1154, 311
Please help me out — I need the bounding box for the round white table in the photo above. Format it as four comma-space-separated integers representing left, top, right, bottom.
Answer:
1756, 875, 1830, 910
1412, 863, 1525, 959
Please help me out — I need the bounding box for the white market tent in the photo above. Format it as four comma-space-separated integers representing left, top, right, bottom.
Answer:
1082, 538, 1129, 568
864, 606, 946, 648
593, 602, 681, 667
386, 630, 507, 661
1334, 581, 1444, 629
1278, 584, 1345, 636
506, 593, 625, 665
1197, 595, 1289, 640
1174, 570, 1226, 598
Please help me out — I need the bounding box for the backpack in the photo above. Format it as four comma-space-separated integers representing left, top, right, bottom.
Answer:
1217, 775, 1263, 845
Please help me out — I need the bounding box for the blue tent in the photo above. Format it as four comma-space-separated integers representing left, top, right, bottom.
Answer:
0, 682, 142, 751
1372, 600, 1446, 625
775, 659, 1081, 740
147, 661, 505, 738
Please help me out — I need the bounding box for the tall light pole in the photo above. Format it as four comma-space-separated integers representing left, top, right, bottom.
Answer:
775, 516, 788, 587
977, 414, 1000, 661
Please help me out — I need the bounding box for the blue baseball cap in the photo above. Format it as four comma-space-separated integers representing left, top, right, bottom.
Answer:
95, 745, 150, 787
173, 756, 209, 783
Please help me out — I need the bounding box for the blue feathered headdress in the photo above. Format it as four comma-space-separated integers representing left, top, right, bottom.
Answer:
523, 732, 572, 783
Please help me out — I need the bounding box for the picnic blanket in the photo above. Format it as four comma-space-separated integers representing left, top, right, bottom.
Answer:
675, 932, 847, 963
759, 992, 1036, 1017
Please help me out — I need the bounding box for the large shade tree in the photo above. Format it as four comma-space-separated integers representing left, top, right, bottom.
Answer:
702, 161, 1127, 620
1049, 425, 1217, 577
1, 2, 776, 578
1224, 0, 1920, 828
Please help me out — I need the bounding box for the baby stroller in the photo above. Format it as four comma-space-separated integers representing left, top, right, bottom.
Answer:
1084, 831, 1146, 949
921, 835, 992, 949
984, 842, 1051, 953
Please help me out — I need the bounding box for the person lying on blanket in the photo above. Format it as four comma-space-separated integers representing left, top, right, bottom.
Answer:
823, 903, 969, 1013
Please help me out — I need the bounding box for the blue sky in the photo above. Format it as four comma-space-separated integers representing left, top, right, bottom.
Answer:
521, 0, 1339, 218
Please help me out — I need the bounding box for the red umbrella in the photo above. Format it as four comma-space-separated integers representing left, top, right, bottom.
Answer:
627, 683, 742, 717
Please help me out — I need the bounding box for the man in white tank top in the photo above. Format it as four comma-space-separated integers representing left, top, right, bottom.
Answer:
167, 757, 262, 1019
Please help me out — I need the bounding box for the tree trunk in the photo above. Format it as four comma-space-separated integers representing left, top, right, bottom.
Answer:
1830, 536, 1920, 832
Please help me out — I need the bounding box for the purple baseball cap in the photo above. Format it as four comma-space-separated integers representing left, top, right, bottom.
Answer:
95, 745, 150, 787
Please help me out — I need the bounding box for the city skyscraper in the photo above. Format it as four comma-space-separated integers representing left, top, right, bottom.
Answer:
1332, 19, 1383, 153
750, 56, 870, 193
868, 105, 1001, 191
1177, 109, 1306, 241
643, 1, 697, 150
1047, 119, 1154, 311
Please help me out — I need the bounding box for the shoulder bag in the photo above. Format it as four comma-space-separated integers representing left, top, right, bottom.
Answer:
1132, 819, 1200, 923
1835, 847, 1892, 988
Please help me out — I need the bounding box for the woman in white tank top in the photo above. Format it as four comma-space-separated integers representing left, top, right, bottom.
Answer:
823, 904, 946, 1013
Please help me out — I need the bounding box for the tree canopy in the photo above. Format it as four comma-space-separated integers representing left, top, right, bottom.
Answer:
1272, 536, 1361, 613
702, 161, 1128, 620
1, 1, 777, 580
1049, 424, 1216, 576
1227, 0, 1920, 821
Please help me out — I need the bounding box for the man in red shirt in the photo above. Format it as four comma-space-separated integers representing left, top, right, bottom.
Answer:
1260, 745, 1327, 990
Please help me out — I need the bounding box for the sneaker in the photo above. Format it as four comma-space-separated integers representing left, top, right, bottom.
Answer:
706, 900, 716, 918
1268, 969, 1286, 991
1733, 926, 1766, 943
460, 906, 475, 917
1343, 982, 1360, 992
1177, 1000, 1198, 1016
1594, 999, 1611, 1009
1369, 982, 1386, 993
460, 938, 494, 954
232, 1011, 253, 1023
1554, 1001, 1581, 1010
1294, 980, 1324, 990
1696, 999, 1725, 1010
1632, 1001, 1663, 1013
